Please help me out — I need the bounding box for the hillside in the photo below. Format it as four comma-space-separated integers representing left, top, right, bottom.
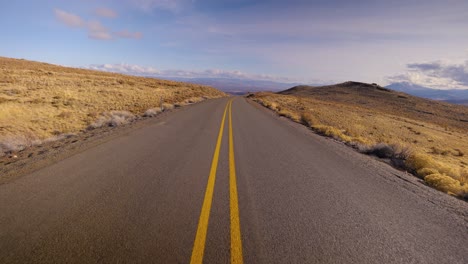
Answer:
280, 82, 468, 131
251, 81, 468, 198
0, 57, 226, 154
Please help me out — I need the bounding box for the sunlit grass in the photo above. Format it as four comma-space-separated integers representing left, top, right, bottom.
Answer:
0, 57, 226, 153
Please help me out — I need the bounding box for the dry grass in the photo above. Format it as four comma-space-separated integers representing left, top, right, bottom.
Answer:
0, 57, 226, 154
250, 88, 468, 199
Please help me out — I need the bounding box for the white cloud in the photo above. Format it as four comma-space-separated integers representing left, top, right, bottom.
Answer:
88, 63, 160, 75
86, 63, 297, 83
87, 20, 112, 40
387, 60, 468, 89
54, 8, 142, 41
95, 8, 118, 18
54, 8, 85, 27
115, 30, 143, 39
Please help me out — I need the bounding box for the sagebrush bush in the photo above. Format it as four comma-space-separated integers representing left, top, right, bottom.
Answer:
360, 143, 412, 159
0, 133, 76, 156
143, 107, 162, 117
361, 143, 395, 158
185, 97, 204, 104
88, 111, 136, 129
0, 136, 34, 155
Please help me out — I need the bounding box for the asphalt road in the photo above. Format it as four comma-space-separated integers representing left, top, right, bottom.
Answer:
0, 97, 467, 263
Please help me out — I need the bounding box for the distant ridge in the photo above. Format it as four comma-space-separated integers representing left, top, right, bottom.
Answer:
386, 82, 468, 103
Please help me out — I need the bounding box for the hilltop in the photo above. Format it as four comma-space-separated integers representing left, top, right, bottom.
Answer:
0, 57, 226, 154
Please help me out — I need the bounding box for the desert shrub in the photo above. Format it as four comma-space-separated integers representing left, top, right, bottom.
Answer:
185, 97, 204, 104
42, 133, 76, 143
88, 111, 136, 129
313, 125, 353, 142
0, 133, 75, 156
278, 109, 300, 122
358, 143, 411, 162
436, 164, 460, 179
405, 152, 461, 179
162, 103, 174, 111
395, 145, 412, 160
360, 143, 396, 158
405, 153, 434, 175
425, 173, 468, 198
300, 112, 319, 127
259, 100, 278, 111
143, 107, 162, 117
0, 136, 34, 155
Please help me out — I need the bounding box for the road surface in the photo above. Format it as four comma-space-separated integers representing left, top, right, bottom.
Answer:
0, 97, 467, 263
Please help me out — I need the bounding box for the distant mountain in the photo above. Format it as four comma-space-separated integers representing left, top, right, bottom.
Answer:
386, 82, 468, 103
443, 99, 468, 106
159, 77, 301, 95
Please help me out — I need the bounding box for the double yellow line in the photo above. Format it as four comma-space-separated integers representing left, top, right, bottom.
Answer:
190, 99, 244, 264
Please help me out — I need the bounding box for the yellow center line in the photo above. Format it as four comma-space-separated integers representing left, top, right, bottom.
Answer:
190, 100, 230, 264
229, 100, 244, 264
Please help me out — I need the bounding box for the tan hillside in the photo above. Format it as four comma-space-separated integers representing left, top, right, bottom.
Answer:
251, 82, 468, 199
280, 82, 467, 131
0, 57, 226, 153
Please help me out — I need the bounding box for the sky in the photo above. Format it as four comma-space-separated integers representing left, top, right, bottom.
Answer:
1, 0, 468, 89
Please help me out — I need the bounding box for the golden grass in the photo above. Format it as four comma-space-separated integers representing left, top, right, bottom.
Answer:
251, 92, 468, 198
0, 57, 226, 152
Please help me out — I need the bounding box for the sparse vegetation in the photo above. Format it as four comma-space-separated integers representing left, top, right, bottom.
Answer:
143, 107, 163, 117
0, 57, 226, 155
250, 83, 468, 199
87, 111, 136, 129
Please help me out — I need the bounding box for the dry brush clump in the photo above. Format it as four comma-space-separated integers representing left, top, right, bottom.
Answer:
0, 133, 76, 157
143, 107, 163, 117
251, 92, 468, 199
87, 111, 136, 129
0, 57, 226, 155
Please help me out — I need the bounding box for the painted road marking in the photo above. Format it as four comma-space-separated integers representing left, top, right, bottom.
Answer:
190, 101, 230, 264
228, 100, 244, 264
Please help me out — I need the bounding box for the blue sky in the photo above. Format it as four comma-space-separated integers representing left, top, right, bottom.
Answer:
2, 0, 468, 88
